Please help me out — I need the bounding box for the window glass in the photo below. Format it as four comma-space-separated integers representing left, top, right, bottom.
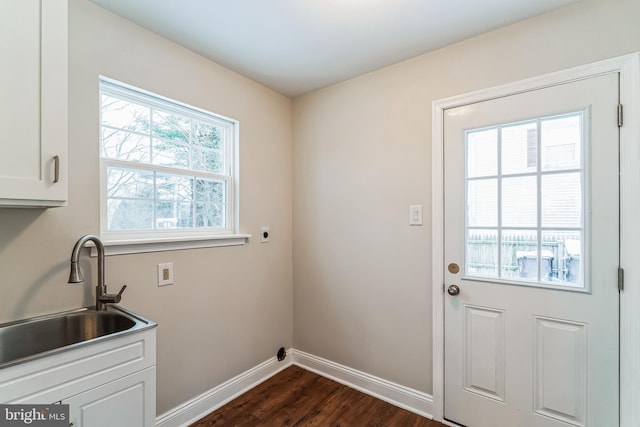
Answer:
501, 230, 538, 281
502, 176, 537, 227
467, 179, 498, 227
465, 112, 584, 288
541, 173, 582, 228
99, 78, 237, 239
467, 128, 497, 178
501, 121, 537, 175
466, 229, 498, 278
541, 115, 581, 171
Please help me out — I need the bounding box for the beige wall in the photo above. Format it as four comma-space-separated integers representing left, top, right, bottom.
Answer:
2, 0, 639, 417
0, 0, 293, 415
293, 0, 640, 395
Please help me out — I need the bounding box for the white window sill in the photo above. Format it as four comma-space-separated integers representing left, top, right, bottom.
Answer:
89, 234, 251, 256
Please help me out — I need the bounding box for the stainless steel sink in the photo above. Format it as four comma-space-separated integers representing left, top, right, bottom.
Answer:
0, 307, 155, 368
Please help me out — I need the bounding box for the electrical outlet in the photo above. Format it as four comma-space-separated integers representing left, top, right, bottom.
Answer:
261, 226, 270, 243
157, 262, 174, 286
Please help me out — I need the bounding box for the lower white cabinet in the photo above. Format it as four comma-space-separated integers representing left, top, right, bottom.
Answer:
64, 367, 155, 427
0, 327, 156, 427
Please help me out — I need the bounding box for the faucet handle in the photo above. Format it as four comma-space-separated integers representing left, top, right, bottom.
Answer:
111, 285, 127, 303
98, 285, 127, 304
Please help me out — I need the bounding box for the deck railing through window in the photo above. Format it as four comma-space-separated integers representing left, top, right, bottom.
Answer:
467, 232, 581, 283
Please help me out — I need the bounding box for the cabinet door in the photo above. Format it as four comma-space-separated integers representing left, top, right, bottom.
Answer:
64, 367, 156, 427
0, 0, 67, 207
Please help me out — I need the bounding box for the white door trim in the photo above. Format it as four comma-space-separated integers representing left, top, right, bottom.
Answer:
431, 53, 640, 426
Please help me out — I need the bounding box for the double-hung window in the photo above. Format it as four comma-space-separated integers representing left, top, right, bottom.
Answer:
99, 78, 239, 245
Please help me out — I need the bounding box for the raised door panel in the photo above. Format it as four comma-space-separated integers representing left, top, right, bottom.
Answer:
0, 0, 67, 207
65, 367, 156, 427
464, 305, 505, 402
0, 0, 40, 179
534, 316, 587, 426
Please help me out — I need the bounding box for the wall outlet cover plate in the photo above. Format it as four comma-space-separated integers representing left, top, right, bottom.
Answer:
157, 262, 174, 286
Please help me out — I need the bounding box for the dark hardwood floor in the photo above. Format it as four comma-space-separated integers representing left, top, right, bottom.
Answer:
190, 365, 445, 426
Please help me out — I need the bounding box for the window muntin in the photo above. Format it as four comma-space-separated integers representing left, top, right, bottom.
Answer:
465, 112, 585, 288
99, 78, 237, 240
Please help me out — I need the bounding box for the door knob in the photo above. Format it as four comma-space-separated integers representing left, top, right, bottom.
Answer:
447, 284, 460, 296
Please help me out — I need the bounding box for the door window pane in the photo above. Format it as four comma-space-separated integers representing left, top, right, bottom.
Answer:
467, 229, 498, 277
468, 179, 497, 227
502, 176, 537, 227
464, 112, 585, 288
542, 173, 582, 228
467, 128, 497, 178
501, 122, 537, 175
542, 231, 582, 286
541, 115, 581, 171
501, 230, 538, 280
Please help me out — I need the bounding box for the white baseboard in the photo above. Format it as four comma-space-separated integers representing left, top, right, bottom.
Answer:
155, 352, 293, 427
291, 349, 433, 419
155, 348, 434, 426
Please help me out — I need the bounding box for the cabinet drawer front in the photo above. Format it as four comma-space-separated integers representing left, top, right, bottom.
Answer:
0, 329, 155, 404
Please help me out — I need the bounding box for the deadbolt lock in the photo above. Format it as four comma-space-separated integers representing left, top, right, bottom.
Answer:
448, 263, 460, 274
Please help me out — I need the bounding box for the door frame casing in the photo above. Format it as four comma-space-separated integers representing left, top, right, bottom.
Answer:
431, 53, 640, 426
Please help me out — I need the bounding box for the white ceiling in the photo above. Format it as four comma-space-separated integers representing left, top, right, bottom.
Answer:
87, 0, 580, 97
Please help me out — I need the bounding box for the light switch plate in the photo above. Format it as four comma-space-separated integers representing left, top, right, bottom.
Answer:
409, 205, 423, 226
157, 262, 174, 286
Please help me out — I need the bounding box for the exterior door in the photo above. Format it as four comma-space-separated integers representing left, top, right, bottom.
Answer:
443, 73, 619, 427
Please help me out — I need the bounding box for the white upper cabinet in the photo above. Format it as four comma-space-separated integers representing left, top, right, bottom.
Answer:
0, 0, 67, 207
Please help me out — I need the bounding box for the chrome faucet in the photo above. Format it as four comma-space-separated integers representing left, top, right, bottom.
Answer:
68, 234, 126, 310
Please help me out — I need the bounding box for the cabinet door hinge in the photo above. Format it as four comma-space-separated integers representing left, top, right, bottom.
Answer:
618, 267, 624, 291
618, 104, 623, 127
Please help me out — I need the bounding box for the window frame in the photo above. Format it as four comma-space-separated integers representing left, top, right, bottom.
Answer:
98, 77, 245, 252
463, 110, 589, 292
